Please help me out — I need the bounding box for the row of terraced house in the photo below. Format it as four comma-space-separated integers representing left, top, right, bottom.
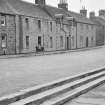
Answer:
0, 0, 105, 55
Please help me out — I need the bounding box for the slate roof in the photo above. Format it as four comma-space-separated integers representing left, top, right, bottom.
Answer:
90, 16, 105, 26
0, 0, 50, 18
67, 11, 95, 24
96, 16, 105, 26
43, 5, 68, 17
0, 0, 16, 14
43, 5, 95, 25
0, 0, 96, 24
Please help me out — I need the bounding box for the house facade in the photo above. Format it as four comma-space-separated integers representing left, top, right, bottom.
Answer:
0, 13, 16, 55
90, 10, 105, 46
0, 0, 97, 55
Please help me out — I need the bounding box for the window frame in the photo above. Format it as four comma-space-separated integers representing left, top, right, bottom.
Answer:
60, 36, 63, 48
50, 36, 53, 48
1, 33, 7, 48
50, 22, 53, 32
38, 20, 41, 31
26, 36, 29, 49
1, 15, 6, 26
38, 36, 41, 45
25, 18, 29, 30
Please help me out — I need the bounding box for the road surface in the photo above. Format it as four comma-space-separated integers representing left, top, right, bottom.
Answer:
0, 47, 105, 97
65, 84, 105, 105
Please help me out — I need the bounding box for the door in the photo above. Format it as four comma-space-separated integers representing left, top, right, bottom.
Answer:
67, 37, 71, 50
1, 33, 7, 55
38, 36, 41, 46
86, 37, 88, 47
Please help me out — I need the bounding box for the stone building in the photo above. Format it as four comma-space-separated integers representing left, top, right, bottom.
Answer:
67, 8, 96, 48
0, 0, 96, 55
90, 10, 105, 46
42, 1, 96, 50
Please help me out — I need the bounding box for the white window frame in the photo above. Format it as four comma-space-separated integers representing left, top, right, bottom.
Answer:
1, 15, 6, 26
26, 36, 29, 49
1, 33, 7, 48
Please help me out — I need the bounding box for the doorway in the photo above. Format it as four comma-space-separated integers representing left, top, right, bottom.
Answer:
66, 37, 71, 50
86, 37, 88, 47
1, 33, 7, 55
38, 36, 41, 46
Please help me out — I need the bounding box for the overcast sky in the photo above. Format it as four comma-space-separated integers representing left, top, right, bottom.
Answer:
23, 0, 105, 16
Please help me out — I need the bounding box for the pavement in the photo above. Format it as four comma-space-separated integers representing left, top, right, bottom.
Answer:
0, 46, 103, 59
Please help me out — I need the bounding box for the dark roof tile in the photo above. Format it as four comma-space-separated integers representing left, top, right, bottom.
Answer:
43, 5, 95, 24
0, 0, 50, 18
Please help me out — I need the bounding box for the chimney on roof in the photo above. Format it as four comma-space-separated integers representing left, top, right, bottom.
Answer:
80, 7, 87, 17
99, 9, 105, 17
58, 0, 68, 11
89, 12, 95, 19
35, 0, 46, 6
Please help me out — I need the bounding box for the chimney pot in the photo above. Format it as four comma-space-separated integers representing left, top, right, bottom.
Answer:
90, 12, 95, 19
99, 9, 105, 16
80, 8, 87, 17
58, 0, 68, 11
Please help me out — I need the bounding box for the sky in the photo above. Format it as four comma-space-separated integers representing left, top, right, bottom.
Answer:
23, 0, 105, 16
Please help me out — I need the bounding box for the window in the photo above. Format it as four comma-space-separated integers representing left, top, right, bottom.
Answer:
91, 25, 93, 30
80, 36, 83, 47
50, 37, 53, 48
91, 37, 94, 45
56, 18, 60, 23
60, 36, 63, 47
25, 18, 29, 29
80, 23, 83, 30
1, 33, 7, 48
38, 20, 41, 31
86, 24, 89, 30
72, 36, 74, 47
1, 15, 6, 26
80, 36, 83, 41
91, 37, 93, 41
38, 36, 41, 45
80, 36, 83, 43
50, 22, 52, 32
35, 0, 38, 4
26, 36, 29, 49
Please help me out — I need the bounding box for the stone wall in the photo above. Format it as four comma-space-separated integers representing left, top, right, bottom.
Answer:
0, 14, 16, 55
96, 25, 105, 46
77, 23, 96, 48
18, 16, 71, 53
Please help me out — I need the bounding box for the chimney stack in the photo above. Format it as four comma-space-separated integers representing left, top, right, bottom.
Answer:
80, 7, 87, 17
35, 0, 46, 6
99, 9, 105, 17
89, 11, 95, 19
58, 0, 68, 11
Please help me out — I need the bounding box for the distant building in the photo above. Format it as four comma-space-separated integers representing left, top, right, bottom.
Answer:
90, 11, 105, 46
0, 0, 96, 55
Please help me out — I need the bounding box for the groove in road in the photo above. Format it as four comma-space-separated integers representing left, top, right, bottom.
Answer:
1, 68, 104, 105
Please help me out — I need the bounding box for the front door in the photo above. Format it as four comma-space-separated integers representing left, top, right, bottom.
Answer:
38, 36, 41, 46
86, 37, 88, 47
67, 37, 71, 50
1, 33, 7, 55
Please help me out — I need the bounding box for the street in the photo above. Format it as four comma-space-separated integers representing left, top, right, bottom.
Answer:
0, 47, 105, 97
65, 84, 105, 105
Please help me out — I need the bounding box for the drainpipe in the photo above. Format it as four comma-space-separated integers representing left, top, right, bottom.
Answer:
43, 33, 44, 53
60, 16, 67, 50
76, 22, 78, 49
61, 27, 67, 50
15, 15, 17, 54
